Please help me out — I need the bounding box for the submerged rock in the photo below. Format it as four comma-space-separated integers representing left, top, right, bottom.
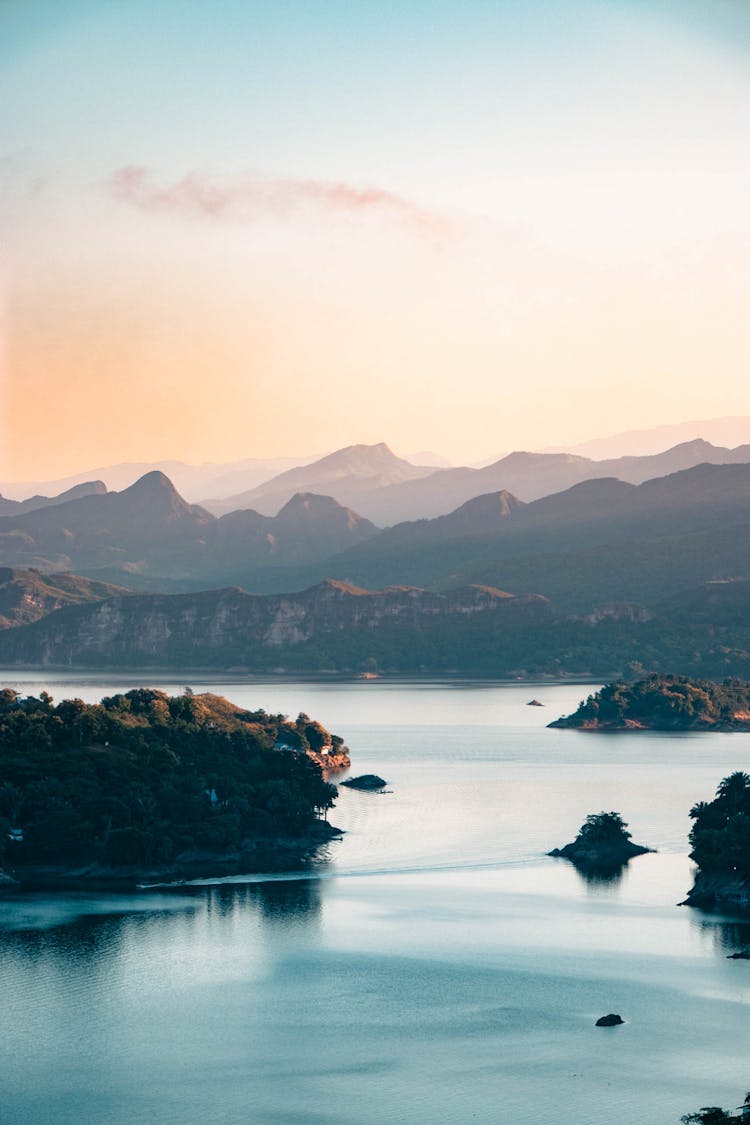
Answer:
595, 1013, 624, 1027
341, 774, 387, 791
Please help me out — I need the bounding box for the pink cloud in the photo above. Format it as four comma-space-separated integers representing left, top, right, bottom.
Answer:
106, 166, 453, 238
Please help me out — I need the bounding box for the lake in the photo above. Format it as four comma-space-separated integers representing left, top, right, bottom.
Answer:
1, 673, 749, 1124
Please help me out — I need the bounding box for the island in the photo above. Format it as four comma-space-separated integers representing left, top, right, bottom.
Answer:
682, 771, 750, 910
548, 811, 652, 872
0, 687, 349, 888
341, 774, 387, 791
680, 1091, 750, 1123
549, 674, 750, 731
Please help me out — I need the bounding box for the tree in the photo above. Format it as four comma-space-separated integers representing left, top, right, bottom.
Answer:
576, 812, 631, 845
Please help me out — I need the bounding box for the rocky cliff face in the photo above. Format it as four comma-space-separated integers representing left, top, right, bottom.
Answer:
0, 579, 549, 669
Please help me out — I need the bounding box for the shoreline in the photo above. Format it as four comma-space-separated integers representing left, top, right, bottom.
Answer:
0, 821, 343, 894
0, 666, 604, 686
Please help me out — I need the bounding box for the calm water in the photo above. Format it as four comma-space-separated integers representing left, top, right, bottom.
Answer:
1, 673, 750, 1124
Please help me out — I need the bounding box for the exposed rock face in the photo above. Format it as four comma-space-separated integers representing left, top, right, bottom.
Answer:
0, 580, 548, 668
595, 1014, 624, 1027
0, 568, 128, 628
681, 872, 750, 911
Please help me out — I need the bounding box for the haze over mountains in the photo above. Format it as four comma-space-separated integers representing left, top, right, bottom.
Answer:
4, 413, 750, 510
541, 415, 750, 460
0, 472, 378, 587
2, 419, 750, 677
201, 438, 750, 525
0, 455, 321, 504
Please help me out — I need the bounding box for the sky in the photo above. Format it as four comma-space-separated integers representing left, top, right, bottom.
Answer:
2, 0, 750, 478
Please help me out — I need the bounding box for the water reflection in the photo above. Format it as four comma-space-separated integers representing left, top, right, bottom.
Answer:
252, 877, 322, 923
550, 854, 630, 892
690, 912, 750, 957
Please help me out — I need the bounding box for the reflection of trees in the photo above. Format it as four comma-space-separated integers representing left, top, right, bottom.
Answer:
568, 856, 629, 890
200, 877, 323, 925
690, 914, 750, 957
252, 878, 322, 924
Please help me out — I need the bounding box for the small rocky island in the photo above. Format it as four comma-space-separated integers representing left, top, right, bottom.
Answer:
595, 1013, 624, 1027
549, 674, 750, 731
0, 687, 348, 889
341, 774, 387, 791
682, 771, 750, 911
549, 812, 653, 871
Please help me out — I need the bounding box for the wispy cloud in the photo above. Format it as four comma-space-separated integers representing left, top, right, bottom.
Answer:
105, 166, 453, 238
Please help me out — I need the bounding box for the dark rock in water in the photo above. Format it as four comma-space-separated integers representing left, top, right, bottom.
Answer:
595, 1013, 624, 1027
527, 699, 544, 707
341, 774, 387, 791
727, 950, 750, 960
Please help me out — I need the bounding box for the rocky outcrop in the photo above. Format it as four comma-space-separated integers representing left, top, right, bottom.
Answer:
341, 774, 387, 791
595, 1014, 624, 1027
306, 748, 351, 773
681, 872, 750, 911
548, 839, 651, 865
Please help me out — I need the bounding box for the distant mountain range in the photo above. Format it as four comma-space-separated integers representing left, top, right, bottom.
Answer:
0, 454, 322, 504
202, 443, 437, 517
0, 481, 106, 517
541, 415, 750, 460
233, 462, 750, 611
200, 438, 750, 524
2, 456, 750, 607
2, 448, 750, 675
0, 472, 378, 586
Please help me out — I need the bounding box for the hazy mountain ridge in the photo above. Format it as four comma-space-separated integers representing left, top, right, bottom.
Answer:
0, 481, 106, 517
0, 455, 322, 504
203, 442, 436, 517
0, 473, 379, 584
202, 438, 750, 524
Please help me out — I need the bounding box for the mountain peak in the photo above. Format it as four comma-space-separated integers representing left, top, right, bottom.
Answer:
122, 470, 178, 496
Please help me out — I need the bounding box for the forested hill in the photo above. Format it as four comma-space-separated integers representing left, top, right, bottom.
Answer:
550, 675, 750, 730
0, 688, 344, 885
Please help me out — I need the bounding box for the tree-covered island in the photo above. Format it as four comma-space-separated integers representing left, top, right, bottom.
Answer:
683, 772, 750, 910
548, 811, 652, 872
0, 687, 349, 888
550, 675, 750, 731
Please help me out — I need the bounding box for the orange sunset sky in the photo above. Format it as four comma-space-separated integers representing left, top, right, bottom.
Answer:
2, 0, 750, 479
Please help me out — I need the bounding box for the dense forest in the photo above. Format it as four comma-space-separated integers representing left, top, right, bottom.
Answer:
550, 675, 750, 730
0, 688, 342, 881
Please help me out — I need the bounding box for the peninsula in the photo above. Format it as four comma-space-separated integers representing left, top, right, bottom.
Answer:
549, 675, 750, 731
683, 772, 750, 910
0, 687, 348, 888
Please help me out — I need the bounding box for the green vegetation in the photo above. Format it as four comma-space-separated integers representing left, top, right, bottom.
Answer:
688, 773, 750, 881
549, 810, 651, 869
573, 811, 632, 846
0, 688, 341, 879
550, 675, 750, 730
